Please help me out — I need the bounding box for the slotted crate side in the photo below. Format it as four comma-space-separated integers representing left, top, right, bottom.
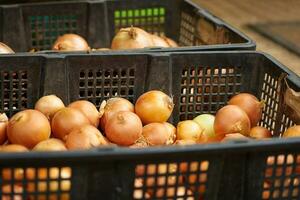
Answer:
65, 54, 151, 105
0, 55, 44, 117
0, 1, 106, 52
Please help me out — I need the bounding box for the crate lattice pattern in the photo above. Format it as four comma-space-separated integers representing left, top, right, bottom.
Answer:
262, 154, 300, 200
78, 68, 135, 107
180, 66, 242, 121
133, 161, 209, 200
0, 167, 71, 199
179, 12, 196, 46
0, 70, 28, 117
114, 7, 166, 35
29, 15, 78, 50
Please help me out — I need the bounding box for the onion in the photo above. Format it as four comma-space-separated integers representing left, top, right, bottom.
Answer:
33, 138, 67, 151
174, 139, 197, 145
0, 113, 8, 144
249, 126, 272, 139
177, 120, 202, 141
163, 122, 177, 144
142, 123, 169, 146
198, 134, 224, 144
228, 93, 264, 127
193, 114, 215, 138
105, 111, 142, 146
52, 33, 90, 51
7, 110, 51, 149
135, 90, 174, 124
282, 125, 300, 137
162, 37, 179, 47
266, 154, 293, 177
51, 107, 90, 140
68, 100, 100, 127
214, 105, 251, 136
151, 34, 169, 47
27, 167, 71, 200
179, 161, 208, 194
99, 97, 134, 131
34, 95, 65, 120
0, 144, 29, 152
65, 124, 108, 150
2, 184, 23, 200
130, 137, 148, 148
111, 27, 153, 50
0, 42, 14, 54
221, 133, 250, 142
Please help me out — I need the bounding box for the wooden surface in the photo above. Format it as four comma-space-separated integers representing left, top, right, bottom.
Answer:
192, 0, 300, 76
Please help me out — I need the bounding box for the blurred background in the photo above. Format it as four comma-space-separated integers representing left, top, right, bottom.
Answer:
194, 0, 300, 75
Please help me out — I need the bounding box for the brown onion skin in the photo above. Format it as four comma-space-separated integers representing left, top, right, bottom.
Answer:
228, 93, 264, 127
33, 138, 67, 151
0, 113, 8, 144
282, 125, 300, 138
221, 133, 250, 142
68, 100, 100, 127
249, 126, 272, 139
162, 37, 179, 47
34, 95, 65, 120
105, 111, 143, 146
51, 107, 90, 140
7, 110, 51, 149
135, 90, 174, 124
52, 33, 90, 51
0, 42, 14, 54
100, 97, 134, 131
0, 144, 29, 152
151, 34, 170, 47
177, 120, 202, 141
111, 27, 153, 50
142, 123, 169, 146
214, 105, 251, 136
163, 122, 177, 144
65, 125, 108, 150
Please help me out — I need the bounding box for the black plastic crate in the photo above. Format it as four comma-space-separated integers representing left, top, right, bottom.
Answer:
0, 51, 299, 200
0, 0, 255, 52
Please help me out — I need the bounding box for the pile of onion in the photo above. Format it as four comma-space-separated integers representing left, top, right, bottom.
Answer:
0, 42, 14, 54
52, 33, 90, 51
34, 95, 65, 120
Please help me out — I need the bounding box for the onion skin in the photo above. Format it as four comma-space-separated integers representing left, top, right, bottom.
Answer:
0, 113, 8, 144
7, 110, 51, 149
214, 105, 251, 136
174, 139, 197, 145
193, 114, 215, 138
135, 90, 174, 124
111, 27, 153, 50
33, 138, 67, 151
228, 93, 264, 127
198, 134, 224, 144
151, 34, 170, 47
249, 126, 272, 139
282, 125, 300, 138
65, 125, 108, 150
162, 37, 179, 47
0, 42, 14, 54
177, 120, 202, 141
34, 95, 65, 120
51, 107, 90, 140
99, 97, 134, 131
142, 123, 169, 146
163, 122, 177, 144
105, 111, 143, 146
221, 133, 250, 142
68, 100, 100, 127
52, 33, 90, 51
